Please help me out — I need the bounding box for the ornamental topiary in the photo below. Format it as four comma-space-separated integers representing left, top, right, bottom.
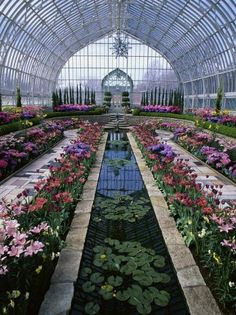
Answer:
103, 91, 112, 107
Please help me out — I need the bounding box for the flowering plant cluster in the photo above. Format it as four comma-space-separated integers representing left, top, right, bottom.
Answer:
0, 122, 64, 181
154, 120, 236, 182
55, 104, 95, 112
0, 106, 45, 126
0, 112, 21, 125
133, 121, 236, 310
143, 105, 181, 113
194, 108, 236, 127
0, 120, 102, 314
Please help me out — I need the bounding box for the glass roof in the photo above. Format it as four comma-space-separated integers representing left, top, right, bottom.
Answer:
0, 0, 235, 96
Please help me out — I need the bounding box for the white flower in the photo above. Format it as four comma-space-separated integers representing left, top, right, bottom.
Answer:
198, 229, 206, 238
229, 281, 235, 288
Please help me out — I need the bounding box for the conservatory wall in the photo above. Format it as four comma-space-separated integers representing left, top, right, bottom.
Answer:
57, 34, 179, 107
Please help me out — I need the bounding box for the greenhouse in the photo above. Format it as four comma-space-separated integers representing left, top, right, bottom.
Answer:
0, 0, 235, 314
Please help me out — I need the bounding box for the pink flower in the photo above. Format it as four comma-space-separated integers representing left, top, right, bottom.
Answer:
219, 223, 234, 233
30, 222, 49, 234
24, 241, 44, 257
0, 265, 8, 275
8, 245, 24, 257
220, 239, 232, 247
5, 220, 20, 237
12, 233, 27, 246
0, 245, 8, 256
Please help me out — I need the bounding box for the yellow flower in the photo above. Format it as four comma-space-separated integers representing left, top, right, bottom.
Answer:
100, 254, 107, 260
188, 220, 192, 225
35, 265, 43, 274
208, 124, 212, 129
213, 252, 222, 265
203, 216, 209, 223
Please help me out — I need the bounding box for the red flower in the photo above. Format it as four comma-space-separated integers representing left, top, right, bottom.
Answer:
0, 160, 8, 168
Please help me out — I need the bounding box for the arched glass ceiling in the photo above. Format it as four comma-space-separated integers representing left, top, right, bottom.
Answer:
0, 0, 236, 101
57, 34, 178, 106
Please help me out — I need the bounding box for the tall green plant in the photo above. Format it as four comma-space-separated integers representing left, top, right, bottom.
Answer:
154, 87, 157, 105
16, 87, 22, 108
146, 90, 149, 105
76, 84, 79, 104
103, 91, 112, 107
161, 88, 165, 106
215, 85, 224, 114
79, 83, 82, 104
0, 93, 2, 112
58, 88, 62, 105
121, 91, 130, 108
150, 89, 154, 105
157, 87, 161, 105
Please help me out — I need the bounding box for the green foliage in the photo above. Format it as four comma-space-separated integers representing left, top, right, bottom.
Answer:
103, 91, 112, 107
0, 93, 2, 112
85, 302, 100, 315
0, 117, 41, 136
82, 239, 170, 314
79, 83, 82, 104
16, 87, 22, 107
94, 194, 151, 223
215, 85, 224, 114
132, 108, 141, 116
45, 107, 106, 118
106, 158, 131, 176
121, 91, 130, 108
107, 139, 129, 149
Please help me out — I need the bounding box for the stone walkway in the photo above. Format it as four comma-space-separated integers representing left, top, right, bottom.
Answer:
0, 130, 78, 202
157, 129, 236, 202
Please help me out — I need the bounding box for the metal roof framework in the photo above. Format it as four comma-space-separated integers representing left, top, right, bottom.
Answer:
0, 0, 235, 107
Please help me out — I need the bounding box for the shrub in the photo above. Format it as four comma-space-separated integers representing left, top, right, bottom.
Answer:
103, 91, 112, 107
0, 117, 41, 136
16, 88, 22, 108
132, 108, 141, 116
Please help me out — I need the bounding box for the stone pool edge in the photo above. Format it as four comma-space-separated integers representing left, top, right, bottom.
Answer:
127, 132, 222, 315
39, 132, 108, 315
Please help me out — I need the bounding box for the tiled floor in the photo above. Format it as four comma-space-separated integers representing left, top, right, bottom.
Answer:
157, 130, 236, 202
0, 130, 78, 202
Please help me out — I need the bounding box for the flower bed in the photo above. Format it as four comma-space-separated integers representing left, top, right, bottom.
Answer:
0, 121, 102, 314
0, 122, 64, 182
0, 106, 45, 126
194, 109, 236, 127
55, 104, 95, 112
154, 120, 236, 183
143, 105, 181, 114
132, 121, 236, 312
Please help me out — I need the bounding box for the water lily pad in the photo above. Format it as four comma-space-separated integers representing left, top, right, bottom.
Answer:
85, 302, 100, 315
116, 289, 130, 301
90, 272, 104, 284
136, 302, 152, 315
153, 255, 165, 267
81, 267, 92, 277
154, 290, 171, 306
82, 281, 95, 293
99, 285, 114, 300
107, 275, 123, 287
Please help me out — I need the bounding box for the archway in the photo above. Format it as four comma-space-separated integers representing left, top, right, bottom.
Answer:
102, 68, 133, 112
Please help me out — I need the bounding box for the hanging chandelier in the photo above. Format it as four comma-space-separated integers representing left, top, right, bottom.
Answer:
111, 32, 131, 58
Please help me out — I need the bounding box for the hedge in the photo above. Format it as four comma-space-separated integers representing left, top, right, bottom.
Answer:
0, 117, 41, 136
45, 107, 106, 119
134, 111, 236, 139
